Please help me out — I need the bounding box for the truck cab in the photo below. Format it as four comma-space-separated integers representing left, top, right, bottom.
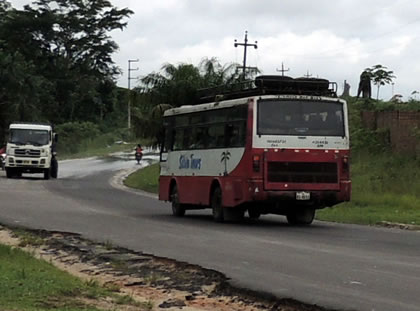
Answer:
5, 123, 58, 180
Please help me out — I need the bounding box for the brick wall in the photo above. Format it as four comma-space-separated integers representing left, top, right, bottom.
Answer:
361, 111, 420, 155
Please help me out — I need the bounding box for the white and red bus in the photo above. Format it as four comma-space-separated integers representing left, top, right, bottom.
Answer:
158, 76, 351, 224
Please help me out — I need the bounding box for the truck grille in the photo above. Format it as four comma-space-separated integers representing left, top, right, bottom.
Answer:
267, 162, 338, 183
15, 149, 41, 158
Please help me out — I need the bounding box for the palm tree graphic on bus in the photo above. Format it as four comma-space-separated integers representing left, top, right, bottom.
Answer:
221, 151, 231, 176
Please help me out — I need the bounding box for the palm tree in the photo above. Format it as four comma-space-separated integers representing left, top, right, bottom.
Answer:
132, 58, 260, 142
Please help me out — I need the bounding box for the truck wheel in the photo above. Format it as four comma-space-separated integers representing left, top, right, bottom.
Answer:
287, 207, 315, 225
211, 187, 224, 222
5, 168, 12, 178
51, 158, 58, 178
171, 185, 185, 217
44, 168, 51, 180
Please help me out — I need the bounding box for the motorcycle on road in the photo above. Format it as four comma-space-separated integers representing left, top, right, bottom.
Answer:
135, 151, 143, 164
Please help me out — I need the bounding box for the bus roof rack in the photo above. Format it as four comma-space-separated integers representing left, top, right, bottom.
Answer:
198, 75, 338, 104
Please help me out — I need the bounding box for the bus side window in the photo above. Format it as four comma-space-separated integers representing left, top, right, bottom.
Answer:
225, 123, 241, 147
225, 121, 246, 147
182, 128, 191, 150
189, 127, 208, 149
173, 129, 181, 150
173, 128, 190, 150
163, 128, 174, 152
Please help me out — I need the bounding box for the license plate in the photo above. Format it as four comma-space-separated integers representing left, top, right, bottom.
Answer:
23, 160, 30, 164
296, 191, 310, 200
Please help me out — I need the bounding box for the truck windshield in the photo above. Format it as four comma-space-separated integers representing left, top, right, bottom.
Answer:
257, 99, 345, 137
9, 129, 49, 146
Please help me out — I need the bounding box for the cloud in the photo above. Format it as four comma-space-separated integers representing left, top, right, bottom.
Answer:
9, 0, 420, 99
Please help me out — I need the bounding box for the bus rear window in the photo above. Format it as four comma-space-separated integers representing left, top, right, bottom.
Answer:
257, 100, 345, 137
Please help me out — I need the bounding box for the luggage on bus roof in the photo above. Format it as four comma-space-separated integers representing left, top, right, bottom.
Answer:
198, 75, 337, 104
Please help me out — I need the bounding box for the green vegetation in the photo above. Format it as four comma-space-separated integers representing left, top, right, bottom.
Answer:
317, 153, 420, 225
0, 0, 133, 142
0, 239, 155, 310
0, 243, 108, 310
318, 96, 420, 225
124, 163, 160, 193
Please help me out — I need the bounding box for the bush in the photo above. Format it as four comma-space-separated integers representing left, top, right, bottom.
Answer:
55, 121, 101, 154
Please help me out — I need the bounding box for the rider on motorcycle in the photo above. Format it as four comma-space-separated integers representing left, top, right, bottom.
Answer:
135, 144, 143, 164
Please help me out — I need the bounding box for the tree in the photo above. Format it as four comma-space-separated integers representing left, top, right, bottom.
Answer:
132, 58, 258, 143
367, 65, 396, 100
0, 0, 133, 126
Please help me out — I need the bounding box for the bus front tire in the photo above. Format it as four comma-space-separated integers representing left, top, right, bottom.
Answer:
171, 185, 185, 217
286, 207, 315, 225
211, 187, 224, 222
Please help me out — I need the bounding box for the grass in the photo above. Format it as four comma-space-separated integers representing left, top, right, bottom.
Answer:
0, 240, 155, 310
124, 162, 160, 193
0, 243, 108, 310
125, 153, 420, 226
317, 152, 420, 226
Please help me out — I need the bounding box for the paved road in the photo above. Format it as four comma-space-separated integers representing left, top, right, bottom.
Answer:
0, 156, 419, 311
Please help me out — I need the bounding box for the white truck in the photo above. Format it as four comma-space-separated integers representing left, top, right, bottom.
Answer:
5, 122, 58, 180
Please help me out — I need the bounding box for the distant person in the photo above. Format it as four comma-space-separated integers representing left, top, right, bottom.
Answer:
135, 144, 142, 154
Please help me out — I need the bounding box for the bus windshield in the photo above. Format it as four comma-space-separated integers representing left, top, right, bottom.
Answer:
257, 99, 345, 137
9, 129, 49, 146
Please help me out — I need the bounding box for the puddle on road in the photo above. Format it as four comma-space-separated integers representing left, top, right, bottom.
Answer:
59, 150, 159, 179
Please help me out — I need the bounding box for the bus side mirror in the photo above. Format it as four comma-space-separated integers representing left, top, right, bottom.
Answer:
54, 133, 58, 143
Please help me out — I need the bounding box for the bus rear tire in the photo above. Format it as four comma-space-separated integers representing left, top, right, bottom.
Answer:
171, 185, 185, 217
211, 187, 224, 222
287, 207, 315, 225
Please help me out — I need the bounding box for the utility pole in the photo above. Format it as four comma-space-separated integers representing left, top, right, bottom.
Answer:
304, 70, 312, 78
276, 62, 290, 76
127, 59, 139, 129
234, 31, 258, 80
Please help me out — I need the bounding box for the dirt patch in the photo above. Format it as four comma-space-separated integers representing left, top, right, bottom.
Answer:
377, 221, 420, 231
0, 224, 337, 311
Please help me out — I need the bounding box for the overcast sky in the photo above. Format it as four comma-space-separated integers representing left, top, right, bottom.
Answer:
9, 0, 420, 99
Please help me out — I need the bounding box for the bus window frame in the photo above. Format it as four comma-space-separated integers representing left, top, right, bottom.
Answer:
162, 104, 248, 152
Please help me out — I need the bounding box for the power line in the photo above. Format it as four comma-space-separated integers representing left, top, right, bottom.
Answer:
279, 16, 420, 60
127, 59, 139, 129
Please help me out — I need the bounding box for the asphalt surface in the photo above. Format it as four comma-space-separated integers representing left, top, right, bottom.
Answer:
0, 155, 419, 311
